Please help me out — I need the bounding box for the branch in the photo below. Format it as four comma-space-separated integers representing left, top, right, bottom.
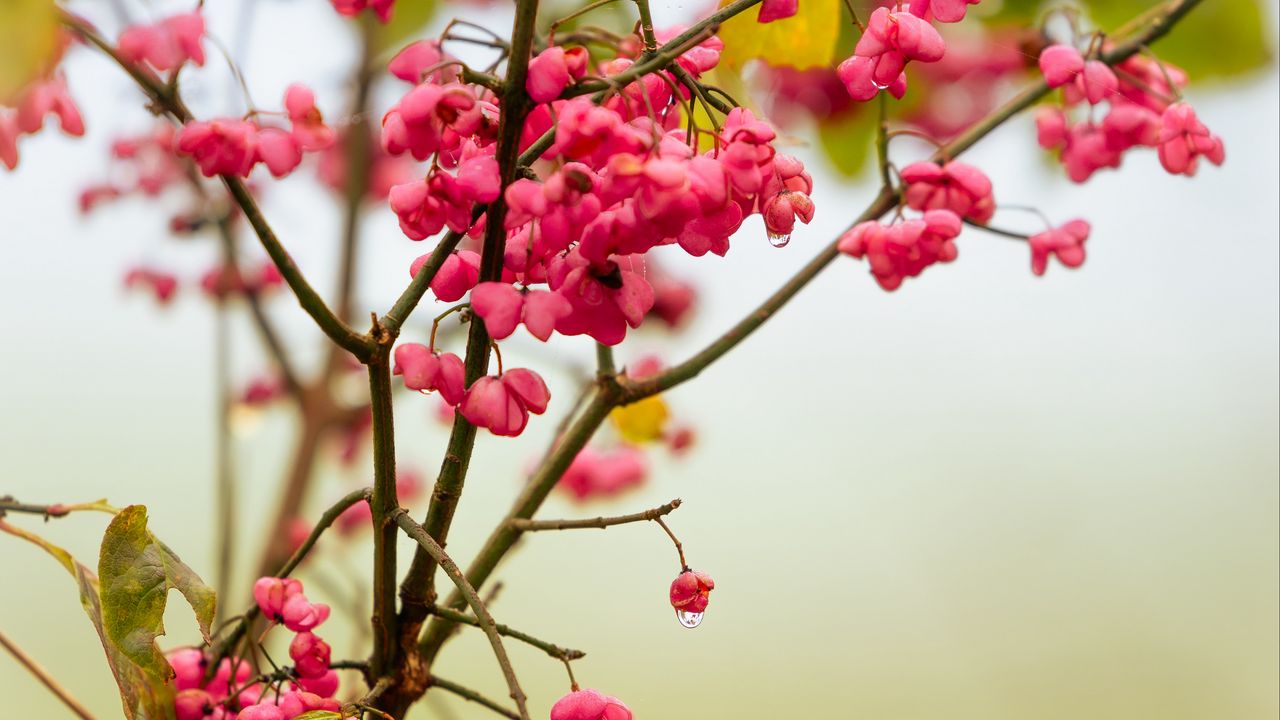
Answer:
392, 510, 531, 720
430, 676, 521, 720
60, 13, 374, 362
0, 630, 97, 720
509, 498, 681, 531
416, 384, 619, 663
394, 0, 544, 653
366, 354, 400, 679
0, 497, 116, 518
429, 605, 585, 660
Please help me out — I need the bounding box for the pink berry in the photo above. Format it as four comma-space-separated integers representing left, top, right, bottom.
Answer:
1039, 45, 1084, 88
669, 569, 715, 614
550, 689, 634, 720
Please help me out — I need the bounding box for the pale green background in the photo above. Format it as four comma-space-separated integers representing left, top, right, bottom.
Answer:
0, 1, 1276, 718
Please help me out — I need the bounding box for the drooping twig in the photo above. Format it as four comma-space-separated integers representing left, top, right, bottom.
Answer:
430, 676, 521, 720
429, 605, 586, 661
392, 510, 530, 720
0, 629, 98, 720
509, 498, 681, 531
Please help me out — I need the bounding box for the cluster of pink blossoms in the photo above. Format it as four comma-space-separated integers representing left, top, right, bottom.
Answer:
176, 83, 335, 178
117, 12, 206, 72
380, 31, 813, 437
166, 579, 339, 720
837, 3, 955, 102
1036, 44, 1224, 181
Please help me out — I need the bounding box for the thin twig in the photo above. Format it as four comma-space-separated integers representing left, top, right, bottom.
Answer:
430, 676, 521, 720
510, 498, 681, 532
429, 605, 586, 660
0, 630, 98, 720
393, 510, 530, 720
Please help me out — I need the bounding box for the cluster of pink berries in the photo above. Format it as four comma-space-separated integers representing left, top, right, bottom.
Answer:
378, 30, 814, 437
116, 11, 206, 72
176, 84, 336, 179
165, 579, 339, 720
393, 341, 551, 437
836, 2, 970, 102
1036, 44, 1224, 181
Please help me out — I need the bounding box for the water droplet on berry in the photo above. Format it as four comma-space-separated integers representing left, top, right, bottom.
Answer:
767, 232, 791, 248
872, 80, 890, 90
675, 610, 704, 629
418, 388, 435, 397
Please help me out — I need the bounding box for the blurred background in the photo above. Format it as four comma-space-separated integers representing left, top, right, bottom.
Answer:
1, 0, 1276, 718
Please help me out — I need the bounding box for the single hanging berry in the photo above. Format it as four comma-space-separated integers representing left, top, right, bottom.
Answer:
669, 569, 715, 628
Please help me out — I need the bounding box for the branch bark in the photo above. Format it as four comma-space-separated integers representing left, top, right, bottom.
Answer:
393, 510, 530, 720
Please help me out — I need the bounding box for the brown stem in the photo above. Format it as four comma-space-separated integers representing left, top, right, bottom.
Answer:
393, 510, 530, 720
429, 676, 521, 719
509, 498, 681, 531
393, 0, 543, 663
0, 630, 98, 720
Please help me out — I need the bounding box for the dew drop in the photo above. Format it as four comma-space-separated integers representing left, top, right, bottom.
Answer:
872, 80, 890, 90
675, 610, 704, 629
417, 388, 436, 397
767, 232, 791, 248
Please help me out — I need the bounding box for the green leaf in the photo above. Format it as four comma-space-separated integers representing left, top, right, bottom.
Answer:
99, 505, 217, 689
374, 0, 438, 54
293, 712, 345, 720
0, 0, 60, 103
817, 107, 878, 177
1085, 0, 1272, 79
717, 0, 843, 71
0, 519, 173, 719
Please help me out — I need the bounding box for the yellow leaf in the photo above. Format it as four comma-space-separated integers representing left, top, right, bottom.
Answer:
0, 0, 60, 103
716, 0, 843, 72
610, 395, 670, 443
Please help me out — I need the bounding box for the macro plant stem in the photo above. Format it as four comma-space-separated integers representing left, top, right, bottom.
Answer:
393, 0, 543, 669
633, 0, 659, 54
429, 605, 586, 660
366, 347, 400, 680
393, 510, 530, 720
416, 384, 618, 662
509, 498, 681, 531
0, 630, 98, 720
430, 676, 521, 719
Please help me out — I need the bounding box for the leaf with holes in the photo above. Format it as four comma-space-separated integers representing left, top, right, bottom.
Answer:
0, 518, 172, 719
99, 505, 217, 688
